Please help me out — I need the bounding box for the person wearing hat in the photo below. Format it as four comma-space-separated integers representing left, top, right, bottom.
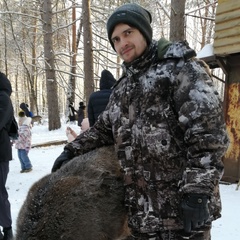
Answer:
77, 102, 86, 127
15, 111, 33, 173
52, 3, 229, 240
68, 102, 77, 123
88, 69, 116, 127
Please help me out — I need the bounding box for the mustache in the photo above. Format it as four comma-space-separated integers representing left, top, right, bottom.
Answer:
120, 45, 133, 55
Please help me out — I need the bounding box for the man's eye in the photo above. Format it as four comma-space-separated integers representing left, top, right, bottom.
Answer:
112, 38, 119, 43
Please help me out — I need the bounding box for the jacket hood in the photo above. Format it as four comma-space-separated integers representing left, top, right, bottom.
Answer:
100, 70, 116, 90
158, 38, 196, 60
0, 72, 12, 96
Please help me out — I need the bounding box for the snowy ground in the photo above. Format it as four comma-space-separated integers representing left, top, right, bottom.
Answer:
6, 122, 240, 239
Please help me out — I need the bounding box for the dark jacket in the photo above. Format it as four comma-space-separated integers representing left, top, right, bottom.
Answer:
68, 104, 77, 122
0, 72, 14, 161
88, 70, 116, 126
65, 40, 229, 232
77, 102, 86, 127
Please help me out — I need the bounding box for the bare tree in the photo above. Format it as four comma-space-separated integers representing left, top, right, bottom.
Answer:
197, 0, 216, 48
82, 0, 94, 105
3, 0, 38, 113
170, 0, 186, 41
41, 0, 61, 130
67, 0, 77, 106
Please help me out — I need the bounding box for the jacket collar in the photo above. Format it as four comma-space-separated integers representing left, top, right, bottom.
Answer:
119, 38, 196, 83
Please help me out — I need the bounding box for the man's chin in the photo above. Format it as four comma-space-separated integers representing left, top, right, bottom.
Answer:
122, 55, 135, 63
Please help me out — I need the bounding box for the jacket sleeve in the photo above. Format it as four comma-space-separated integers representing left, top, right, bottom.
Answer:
87, 97, 95, 127
175, 60, 229, 196
0, 92, 12, 131
65, 106, 114, 156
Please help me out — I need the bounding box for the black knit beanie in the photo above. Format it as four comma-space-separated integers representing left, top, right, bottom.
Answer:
107, 3, 152, 50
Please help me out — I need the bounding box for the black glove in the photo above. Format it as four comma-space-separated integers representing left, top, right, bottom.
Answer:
51, 149, 74, 172
181, 194, 210, 233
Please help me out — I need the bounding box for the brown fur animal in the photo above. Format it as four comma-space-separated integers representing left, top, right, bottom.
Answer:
15, 146, 131, 240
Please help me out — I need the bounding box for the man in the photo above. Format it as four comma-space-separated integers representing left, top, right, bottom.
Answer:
88, 69, 116, 127
52, 3, 229, 240
0, 72, 14, 240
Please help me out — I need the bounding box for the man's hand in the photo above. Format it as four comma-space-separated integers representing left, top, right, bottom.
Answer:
181, 194, 210, 233
51, 149, 74, 172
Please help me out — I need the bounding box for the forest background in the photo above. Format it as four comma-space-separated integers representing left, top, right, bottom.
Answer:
0, 0, 223, 130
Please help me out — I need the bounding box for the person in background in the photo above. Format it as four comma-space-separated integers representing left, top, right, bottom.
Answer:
15, 111, 33, 173
68, 102, 77, 123
52, 3, 229, 240
77, 102, 86, 127
0, 72, 14, 240
88, 69, 116, 127
26, 104, 33, 117
19, 102, 33, 117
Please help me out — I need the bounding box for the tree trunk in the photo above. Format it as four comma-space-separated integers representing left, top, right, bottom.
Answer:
170, 0, 186, 41
31, 14, 38, 115
67, 0, 77, 106
82, 0, 94, 105
41, 0, 61, 130
4, 0, 38, 115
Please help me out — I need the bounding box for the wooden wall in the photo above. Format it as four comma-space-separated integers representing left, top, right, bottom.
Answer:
214, 0, 240, 55
222, 55, 240, 182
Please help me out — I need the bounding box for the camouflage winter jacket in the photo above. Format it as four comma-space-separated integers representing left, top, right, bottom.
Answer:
66, 39, 229, 232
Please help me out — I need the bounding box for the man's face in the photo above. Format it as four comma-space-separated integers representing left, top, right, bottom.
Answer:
111, 23, 147, 63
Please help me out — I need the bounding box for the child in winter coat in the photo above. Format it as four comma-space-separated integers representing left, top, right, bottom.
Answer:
15, 111, 33, 173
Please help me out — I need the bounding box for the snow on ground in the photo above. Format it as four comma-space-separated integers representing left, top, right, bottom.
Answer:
6, 122, 240, 239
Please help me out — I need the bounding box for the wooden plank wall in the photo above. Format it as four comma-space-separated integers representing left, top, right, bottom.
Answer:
222, 55, 240, 183
214, 0, 240, 55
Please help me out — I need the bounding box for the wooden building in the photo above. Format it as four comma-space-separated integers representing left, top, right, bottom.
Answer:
197, 0, 240, 182
213, 0, 240, 182
214, 0, 240, 56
